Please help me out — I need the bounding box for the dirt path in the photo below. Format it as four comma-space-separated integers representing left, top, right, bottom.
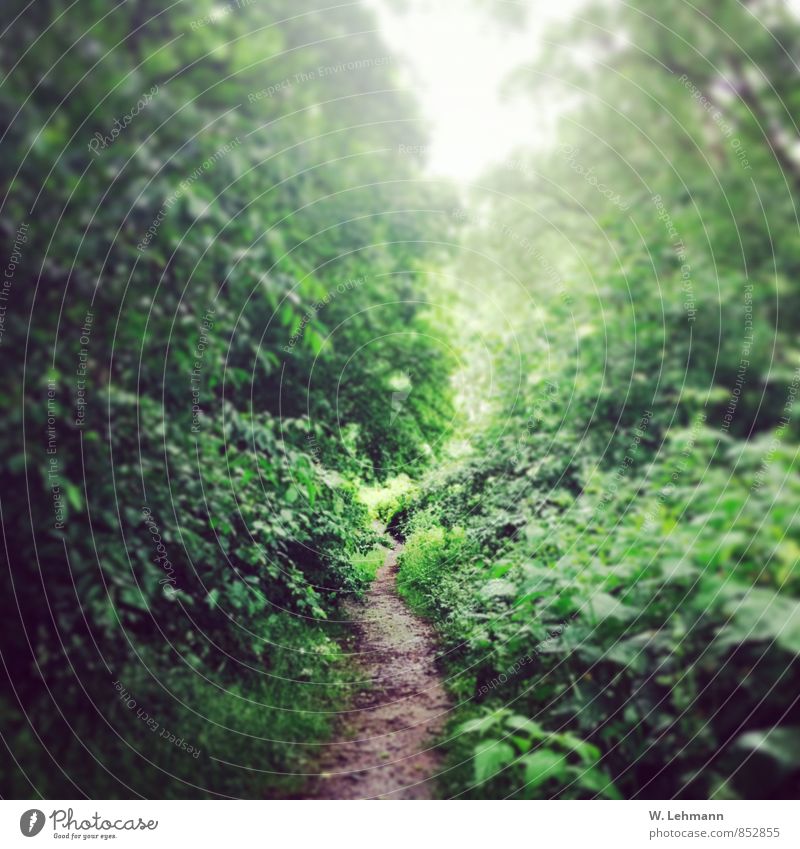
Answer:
303, 534, 451, 799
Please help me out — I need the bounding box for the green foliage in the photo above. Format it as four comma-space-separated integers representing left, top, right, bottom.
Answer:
390, 0, 800, 800
401, 405, 800, 798
457, 708, 620, 799
3, 0, 800, 802
351, 543, 389, 588
0, 0, 453, 797
397, 524, 472, 617
359, 474, 418, 523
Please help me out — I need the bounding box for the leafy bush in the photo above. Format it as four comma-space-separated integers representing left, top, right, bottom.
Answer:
359, 474, 418, 525
456, 708, 620, 799
351, 543, 390, 587
400, 415, 800, 798
0, 0, 454, 797
397, 524, 471, 616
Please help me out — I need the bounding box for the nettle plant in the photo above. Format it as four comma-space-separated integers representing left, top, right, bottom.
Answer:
458, 708, 621, 799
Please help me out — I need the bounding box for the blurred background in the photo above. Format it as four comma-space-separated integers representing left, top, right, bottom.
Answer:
1, 0, 798, 799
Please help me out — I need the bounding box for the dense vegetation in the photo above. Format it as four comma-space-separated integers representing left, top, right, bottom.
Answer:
2, 0, 799, 800
390, 0, 800, 799
0, 0, 453, 797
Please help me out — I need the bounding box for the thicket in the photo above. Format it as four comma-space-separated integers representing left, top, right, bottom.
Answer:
0, 0, 453, 797
2, 0, 799, 803
394, 0, 800, 800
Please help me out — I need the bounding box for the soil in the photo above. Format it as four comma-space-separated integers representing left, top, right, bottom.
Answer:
302, 534, 451, 799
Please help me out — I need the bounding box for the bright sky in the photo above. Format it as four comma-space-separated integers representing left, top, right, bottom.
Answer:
366, 0, 587, 182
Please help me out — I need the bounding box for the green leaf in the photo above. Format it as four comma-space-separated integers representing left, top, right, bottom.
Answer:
523, 749, 567, 789
575, 767, 622, 799
473, 740, 515, 785
307, 329, 325, 355
735, 727, 800, 770
588, 592, 632, 623
64, 482, 83, 511
458, 712, 502, 736
504, 714, 544, 738
480, 578, 517, 599
720, 589, 800, 654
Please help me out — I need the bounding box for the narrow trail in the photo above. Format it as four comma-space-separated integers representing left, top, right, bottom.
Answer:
303, 534, 451, 799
